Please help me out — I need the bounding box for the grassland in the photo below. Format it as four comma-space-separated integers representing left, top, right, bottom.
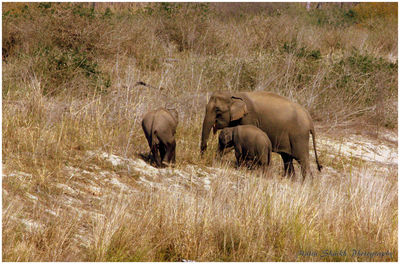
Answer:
2, 2, 398, 261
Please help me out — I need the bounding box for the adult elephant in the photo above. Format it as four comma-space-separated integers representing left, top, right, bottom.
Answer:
200, 91, 322, 180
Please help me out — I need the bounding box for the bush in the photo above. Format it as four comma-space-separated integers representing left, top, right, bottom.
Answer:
282, 40, 321, 60
3, 3, 111, 96
150, 3, 223, 55
306, 6, 358, 28
353, 2, 398, 21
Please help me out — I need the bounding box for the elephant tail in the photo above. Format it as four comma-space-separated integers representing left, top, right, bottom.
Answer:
150, 118, 160, 147
152, 130, 159, 146
310, 128, 323, 172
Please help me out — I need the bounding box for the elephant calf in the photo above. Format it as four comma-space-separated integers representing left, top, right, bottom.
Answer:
142, 108, 178, 167
218, 125, 272, 170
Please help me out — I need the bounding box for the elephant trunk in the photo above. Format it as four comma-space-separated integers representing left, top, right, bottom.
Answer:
200, 104, 216, 154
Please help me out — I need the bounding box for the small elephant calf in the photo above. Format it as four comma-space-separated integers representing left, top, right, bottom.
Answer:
142, 108, 178, 167
218, 125, 272, 170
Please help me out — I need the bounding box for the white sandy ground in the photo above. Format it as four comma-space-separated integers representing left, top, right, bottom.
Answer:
319, 134, 397, 165
2, 131, 398, 251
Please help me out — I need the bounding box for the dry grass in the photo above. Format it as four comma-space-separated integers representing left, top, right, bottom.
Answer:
2, 2, 398, 262
3, 159, 397, 261
93, 166, 395, 262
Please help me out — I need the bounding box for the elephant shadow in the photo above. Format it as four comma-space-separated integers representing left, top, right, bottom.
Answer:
138, 152, 173, 168
138, 152, 157, 166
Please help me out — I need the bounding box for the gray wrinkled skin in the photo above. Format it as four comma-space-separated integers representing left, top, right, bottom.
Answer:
218, 125, 272, 171
201, 91, 322, 181
142, 108, 178, 167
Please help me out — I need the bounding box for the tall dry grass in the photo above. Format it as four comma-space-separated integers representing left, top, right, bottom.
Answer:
2, 2, 398, 262
3, 3, 397, 126
3, 159, 397, 261
87, 166, 396, 262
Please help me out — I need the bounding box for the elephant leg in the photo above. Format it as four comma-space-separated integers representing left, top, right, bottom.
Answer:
242, 151, 253, 169
246, 159, 253, 170
257, 159, 263, 169
165, 140, 176, 164
171, 141, 176, 164
159, 143, 167, 164
235, 151, 244, 169
281, 153, 295, 178
258, 158, 268, 176
144, 132, 154, 161
251, 157, 260, 170
145, 135, 152, 151
152, 144, 162, 167
291, 145, 311, 182
296, 156, 311, 182
292, 136, 312, 182
234, 145, 243, 168
263, 151, 271, 174
235, 151, 241, 168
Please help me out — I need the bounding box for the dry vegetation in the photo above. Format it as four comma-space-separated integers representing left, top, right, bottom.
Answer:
2, 2, 398, 261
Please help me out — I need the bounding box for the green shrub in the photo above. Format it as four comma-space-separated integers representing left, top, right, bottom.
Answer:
282, 40, 321, 60
307, 6, 358, 28
2, 3, 111, 96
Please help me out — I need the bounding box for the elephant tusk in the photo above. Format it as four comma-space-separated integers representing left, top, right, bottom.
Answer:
212, 124, 218, 135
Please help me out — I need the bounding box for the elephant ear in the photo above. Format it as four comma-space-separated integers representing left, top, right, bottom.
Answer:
230, 96, 248, 121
